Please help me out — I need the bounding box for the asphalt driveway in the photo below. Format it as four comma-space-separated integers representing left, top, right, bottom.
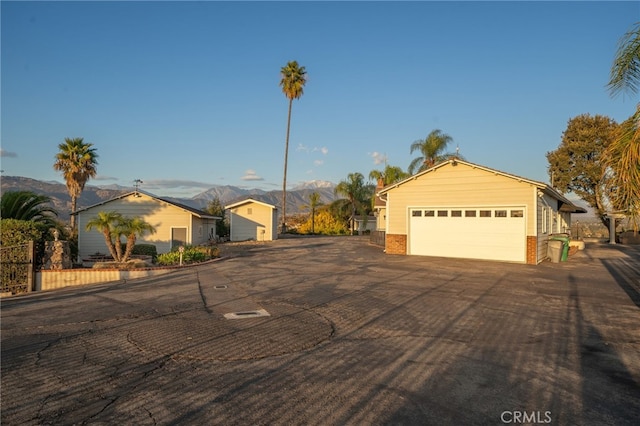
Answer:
2, 236, 639, 425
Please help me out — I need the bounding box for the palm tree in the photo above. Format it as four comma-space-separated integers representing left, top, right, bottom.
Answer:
603, 106, 640, 232
301, 192, 322, 234
408, 129, 459, 175
85, 211, 122, 261
117, 216, 156, 262
279, 60, 307, 233
53, 137, 99, 230
369, 164, 409, 186
606, 23, 640, 233
0, 191, 58, 228
607, 21, 640, 98
85, 212, 156, 262
335, 173, 373, 235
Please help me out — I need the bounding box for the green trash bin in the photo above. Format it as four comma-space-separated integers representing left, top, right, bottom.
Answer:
550, 234, 570, 262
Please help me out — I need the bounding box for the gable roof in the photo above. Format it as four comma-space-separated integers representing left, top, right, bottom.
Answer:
378, 159, 587, 213
225, 198, 278, 210
72, 190, 221, 219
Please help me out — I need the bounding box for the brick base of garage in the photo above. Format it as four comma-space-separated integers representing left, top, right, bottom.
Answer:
385, 234, 407, 255
526, 236, 537, 265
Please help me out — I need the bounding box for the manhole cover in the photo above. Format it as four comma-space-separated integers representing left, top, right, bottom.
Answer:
224, 309, 270, 319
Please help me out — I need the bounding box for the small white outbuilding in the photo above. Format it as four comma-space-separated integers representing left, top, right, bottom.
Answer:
225, 198, 278, 242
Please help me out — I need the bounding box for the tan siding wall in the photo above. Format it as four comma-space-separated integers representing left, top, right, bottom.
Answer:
230, 202, 275, 241
386, 163, 537, 235
77, 193, 196, 260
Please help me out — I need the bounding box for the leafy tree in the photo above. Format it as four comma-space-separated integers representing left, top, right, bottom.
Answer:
334, 173, 374, 235
408, 129, 460, 175
53, 137, 99, 230
608, 21, 640, 98
546, 114, 619, 230
205, 197, 229, 237
300, 192, 323, 234
279, 60, 307, 232
298, 208, 348, 235
0, 191, 58, 228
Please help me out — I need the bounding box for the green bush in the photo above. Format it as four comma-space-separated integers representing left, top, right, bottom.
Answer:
156, 245, 219, 266
132, 243, 158, 260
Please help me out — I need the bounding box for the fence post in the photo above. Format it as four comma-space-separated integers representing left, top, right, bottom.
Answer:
27, 240, 35, 292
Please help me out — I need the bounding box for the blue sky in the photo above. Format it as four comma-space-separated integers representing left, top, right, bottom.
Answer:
2, 1, 638, 198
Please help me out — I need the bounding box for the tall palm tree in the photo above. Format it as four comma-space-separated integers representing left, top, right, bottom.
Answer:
0, 191, 58, 228
608, 21, 640, 98
606, 23, 640, 233
279, 60, 307, 233
53, 137, 99, 230
408, 129, 458, 175
335, 172, 372, 235
301, 192, 322, 234
85, 211, 122, 261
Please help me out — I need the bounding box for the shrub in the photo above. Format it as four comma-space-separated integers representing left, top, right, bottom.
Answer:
132, 243, 158, 260
156, 245, 219, 266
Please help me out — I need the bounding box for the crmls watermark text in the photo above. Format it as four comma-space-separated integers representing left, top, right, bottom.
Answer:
501, 411, 552, 424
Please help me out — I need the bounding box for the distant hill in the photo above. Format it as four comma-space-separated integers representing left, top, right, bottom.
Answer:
0, 176, 338, 221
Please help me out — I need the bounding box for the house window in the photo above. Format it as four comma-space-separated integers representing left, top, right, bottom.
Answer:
479, 210, 492, 217
412, 210, 422, 217
247, 207, 252, 215
425, 210, 435, 217
542, 207, 548, 233
437, 210, 448, 217
495, 210, 507, 218
451, 210, 462, 217
465, 210, 477, 217
511, 210, 524, 218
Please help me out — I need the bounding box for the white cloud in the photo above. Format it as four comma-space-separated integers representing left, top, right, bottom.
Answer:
370, 151, 387, 165
296, 143, 309, 152
144, 179, 215, 189
0, 149, 17, 158
313, 146, 328, 155
241, 169, 264, 181
314, 159, 324, 166
94, 175, 119, 181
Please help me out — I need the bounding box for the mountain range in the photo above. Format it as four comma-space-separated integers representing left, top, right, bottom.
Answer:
0, 176, 339, 221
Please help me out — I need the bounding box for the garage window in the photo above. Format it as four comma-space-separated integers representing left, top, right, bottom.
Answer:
425, 210, 435, 217
465, 210, 476, 217
495, 210, 507, 218
412, 210, 422, 217
437, 210, 448, 217
511, 210, 524, 217
480, 210, 492, 217
451, 210, 462, 217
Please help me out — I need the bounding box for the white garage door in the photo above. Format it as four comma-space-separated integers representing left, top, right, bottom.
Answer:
409, 207, 526, 262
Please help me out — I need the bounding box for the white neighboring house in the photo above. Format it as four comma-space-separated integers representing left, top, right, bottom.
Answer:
352, 215, 377, 234
378, 159, 586, 264
225, 198, 278, 242
74, 191, 220, 260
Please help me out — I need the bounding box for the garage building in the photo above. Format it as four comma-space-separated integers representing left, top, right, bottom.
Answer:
377, 160, 586, 264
